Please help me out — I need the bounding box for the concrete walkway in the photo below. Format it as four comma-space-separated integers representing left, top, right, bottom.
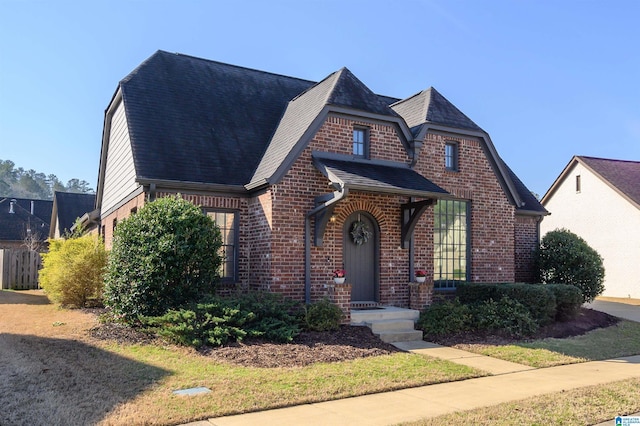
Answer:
194, 355, 640, 426
587, 298, 640, 323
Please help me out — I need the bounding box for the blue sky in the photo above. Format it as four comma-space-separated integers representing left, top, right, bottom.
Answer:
1, 0, 638, 197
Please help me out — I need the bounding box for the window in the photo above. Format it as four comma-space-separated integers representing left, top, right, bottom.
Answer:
576, 175, 581, 193
445, 142, 458, 171
434, 200, 469, 289
206, 210, 238, 280
353, 128, 368, 157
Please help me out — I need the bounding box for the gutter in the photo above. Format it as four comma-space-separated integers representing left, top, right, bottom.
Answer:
304, 184, 348, 304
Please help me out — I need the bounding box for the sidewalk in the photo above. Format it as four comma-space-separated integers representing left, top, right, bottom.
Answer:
186, 343, 640, 426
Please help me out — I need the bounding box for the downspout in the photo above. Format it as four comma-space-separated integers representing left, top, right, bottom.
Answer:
304, 184, 347, 304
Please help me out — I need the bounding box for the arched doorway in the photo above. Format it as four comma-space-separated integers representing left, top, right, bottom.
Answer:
343, 211, 379, 302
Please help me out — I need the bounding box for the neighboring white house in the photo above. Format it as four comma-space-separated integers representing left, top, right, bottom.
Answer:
541, 156, 640, 299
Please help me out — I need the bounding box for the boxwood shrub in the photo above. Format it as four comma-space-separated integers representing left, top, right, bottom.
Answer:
545, 284, 583, 321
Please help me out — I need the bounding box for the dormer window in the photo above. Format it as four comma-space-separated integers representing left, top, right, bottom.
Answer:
353, 128, 368, 158
445, 142, 458, 171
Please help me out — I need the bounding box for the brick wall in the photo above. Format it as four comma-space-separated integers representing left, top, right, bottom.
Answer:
416, 132, 516, 283
514, 215, 540, 283
101, 192, 146, 248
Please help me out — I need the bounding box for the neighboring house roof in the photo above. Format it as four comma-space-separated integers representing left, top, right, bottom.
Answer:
50, 191, 97, 238
543, 156, 640, 209
101, 50, 545, 216
0, 197, 52, 242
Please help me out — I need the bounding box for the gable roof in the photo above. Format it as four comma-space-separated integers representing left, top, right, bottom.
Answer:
50, 191, 96, 238
543, 156, 640, 209
249, 68, 406, 189
0, 197, 52, 242
390, 87, 482, 132
102, 51, 544, 215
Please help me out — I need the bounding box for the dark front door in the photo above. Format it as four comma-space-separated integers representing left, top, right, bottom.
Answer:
344, 212, 378, 302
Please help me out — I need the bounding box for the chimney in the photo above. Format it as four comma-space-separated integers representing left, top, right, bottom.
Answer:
31, 200, 34, 215
9, 199, 16, 214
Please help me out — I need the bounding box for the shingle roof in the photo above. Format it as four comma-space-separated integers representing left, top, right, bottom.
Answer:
390, 87, 482, 131
578, 156, 640, 207
120, 51, 315, 186
499, 160, 548, 214
250, 68, 400, 187
314, 157, 450, 198
52, 191, 96, 236
0, 198, 52, 242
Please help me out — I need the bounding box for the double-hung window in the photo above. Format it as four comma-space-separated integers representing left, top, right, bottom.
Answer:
445, 142, 458, 171
206, 210, 238, 281
353, 128, 368, 158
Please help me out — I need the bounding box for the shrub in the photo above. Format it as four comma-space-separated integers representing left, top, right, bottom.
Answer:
457, 282, 556, 326
39, 234, 107, 308
305, 298, 343, 331
473, 297, 538, 338
143, 293, 303, 347
535, 229, 605, 303
104, 196, 222, 324
418, 299, 473, 338
545, 284, 583, 321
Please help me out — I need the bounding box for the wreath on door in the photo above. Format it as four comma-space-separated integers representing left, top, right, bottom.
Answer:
350, 220, 372, 246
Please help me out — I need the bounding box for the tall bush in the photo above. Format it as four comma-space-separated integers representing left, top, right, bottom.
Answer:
535, 229, 605, 303
104, 196, 222, 324
39, 234, 107, 308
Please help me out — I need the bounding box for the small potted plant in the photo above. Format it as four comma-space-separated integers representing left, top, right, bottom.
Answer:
333, 269, 346, 284
415, 269, 427, 283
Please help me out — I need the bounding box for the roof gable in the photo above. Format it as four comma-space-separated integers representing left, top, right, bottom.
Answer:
51, 191, 96, 237
249, 68, 408, 188
391, 87, 481, 131
579, 156, 640, 207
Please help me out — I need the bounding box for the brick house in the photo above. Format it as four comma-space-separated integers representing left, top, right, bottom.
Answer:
95, 51, 546, 315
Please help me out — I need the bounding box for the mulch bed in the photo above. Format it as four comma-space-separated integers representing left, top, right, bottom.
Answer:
88, 307, 619, 368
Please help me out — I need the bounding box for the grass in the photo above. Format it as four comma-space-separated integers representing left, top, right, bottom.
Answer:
99, 343, 483, 425
457, 320, 640, 367
403, 378, 640, 425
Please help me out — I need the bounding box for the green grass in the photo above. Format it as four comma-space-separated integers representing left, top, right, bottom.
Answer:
458, 320, 640, 367
101, 343, 485, 424
403, 378, 640, 425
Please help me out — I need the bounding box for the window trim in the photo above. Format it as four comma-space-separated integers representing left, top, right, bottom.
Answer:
204, 208, 239, 282
576, 175, 581, 193
352, 127, 369, 158
445, 141, 459, 171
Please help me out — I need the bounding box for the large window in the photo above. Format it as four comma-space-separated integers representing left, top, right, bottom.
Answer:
353, 128, 368, 158
434, 200, 469, 289
206, 210, 238, 281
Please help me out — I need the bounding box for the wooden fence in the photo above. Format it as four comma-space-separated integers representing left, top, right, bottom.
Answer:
0, 249, 42, 290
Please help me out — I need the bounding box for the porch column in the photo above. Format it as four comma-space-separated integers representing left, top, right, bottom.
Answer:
327, 282, 352, 324
409, 281, 434, 311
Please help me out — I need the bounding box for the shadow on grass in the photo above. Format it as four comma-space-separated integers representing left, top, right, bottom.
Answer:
0, 333, 171, 425
0, 289, 51, 305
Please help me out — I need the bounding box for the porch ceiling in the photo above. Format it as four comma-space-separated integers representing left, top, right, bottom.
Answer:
314, 157, 450, 198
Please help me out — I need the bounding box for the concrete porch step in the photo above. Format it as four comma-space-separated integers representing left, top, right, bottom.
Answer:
376, 329, 424, 343
367, 319, 416, 333
350, 306, 419, 325
351, 306, 423, 343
